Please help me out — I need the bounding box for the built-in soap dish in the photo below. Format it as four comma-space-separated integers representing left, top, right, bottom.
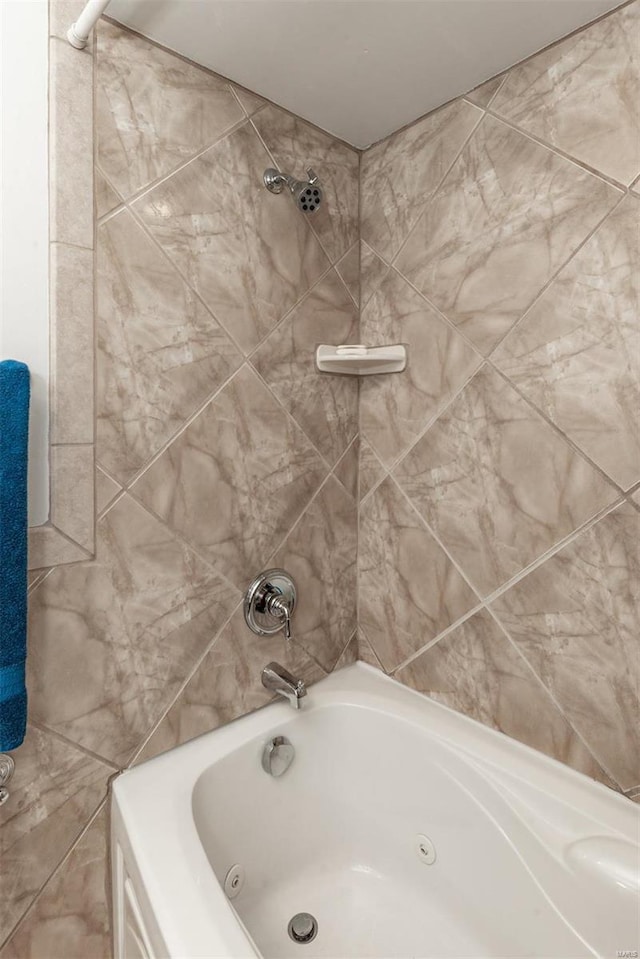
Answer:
315, 344, 407, 375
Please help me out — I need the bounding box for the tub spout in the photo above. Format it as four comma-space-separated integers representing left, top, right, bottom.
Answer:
262, 662, 307, 709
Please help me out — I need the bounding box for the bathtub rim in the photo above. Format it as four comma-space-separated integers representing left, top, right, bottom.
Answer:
111, 662, 638, 959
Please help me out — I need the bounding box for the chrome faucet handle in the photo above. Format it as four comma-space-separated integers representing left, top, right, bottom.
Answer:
306, 168, 319, 185
244, 569, 296, 641
266, 593, 292, 640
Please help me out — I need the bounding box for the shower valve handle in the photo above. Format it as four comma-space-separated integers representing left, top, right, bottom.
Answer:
307, 168, 319, 185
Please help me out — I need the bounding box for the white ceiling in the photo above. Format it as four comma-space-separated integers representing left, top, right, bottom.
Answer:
107, 0, 622, 149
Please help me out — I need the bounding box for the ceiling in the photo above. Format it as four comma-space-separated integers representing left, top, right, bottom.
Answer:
107, 0, 622, 148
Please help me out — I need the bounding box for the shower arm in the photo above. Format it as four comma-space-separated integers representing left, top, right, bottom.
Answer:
67, 0, 112, 49
263, 168, 320, 195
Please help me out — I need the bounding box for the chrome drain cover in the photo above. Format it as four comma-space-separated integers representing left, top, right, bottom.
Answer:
288, 912, 318, 944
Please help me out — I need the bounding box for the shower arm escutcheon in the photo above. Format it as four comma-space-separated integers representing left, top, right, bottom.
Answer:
244, 569, 296, 641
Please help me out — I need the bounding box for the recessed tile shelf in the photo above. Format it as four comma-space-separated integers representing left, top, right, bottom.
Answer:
316, 344, 407, 375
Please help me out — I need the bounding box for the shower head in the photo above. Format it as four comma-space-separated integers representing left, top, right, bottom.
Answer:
263, 167, 323, 213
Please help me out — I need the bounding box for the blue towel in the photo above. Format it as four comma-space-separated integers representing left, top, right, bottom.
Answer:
0, 360, 30, 752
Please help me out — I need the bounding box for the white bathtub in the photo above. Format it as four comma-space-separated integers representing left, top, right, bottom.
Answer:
111, 663, 639, 959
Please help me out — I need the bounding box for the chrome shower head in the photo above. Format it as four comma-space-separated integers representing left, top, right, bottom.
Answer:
263, 167, 323, 213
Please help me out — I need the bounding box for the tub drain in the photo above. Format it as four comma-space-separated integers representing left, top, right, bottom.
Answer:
288, 913, 318, 944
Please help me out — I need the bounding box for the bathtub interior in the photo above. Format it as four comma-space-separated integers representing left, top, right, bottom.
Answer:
191, 699, 636, 959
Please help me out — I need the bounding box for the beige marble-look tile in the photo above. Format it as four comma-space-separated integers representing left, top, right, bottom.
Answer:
359, 477, 477, 672
253, 104, 359, 265
134, 609, 325, 763
360, 269, 482, 467
491, 502, 640, 790
493, 196, 640, 490
231, 84, 266, 117
334, 634, 358, 671
97, 208, 242, 485
50, 242, 94, 446
396, 609, 610, 783
95, 167, 121, 219
631, 175, 640, 197
96, 20, 244, 199
333, 437, 359, 501
357, 629, 385, 672
28, 525, 91, 570
252, 270, 359, 465
132, 365, 327, 590
465, 75, 505, 108
27, 493, 240, 765
0, 726, 110, 944
625, 786, 640, 803
360, 241, 389, 310
358, 436, 386, 501
395, 367, 617, 596
336, 243, 360, 305
272, 476, 357, 672
491, 4, 640, 185
133, 122, 329, 354
27, 569, 50, 592
49, 37, 93, 248
51, 445, 94, 553
395, 115, 620, 355
1, 808, 110, 959
361, 100, 482, 263
95, 466, 121, 515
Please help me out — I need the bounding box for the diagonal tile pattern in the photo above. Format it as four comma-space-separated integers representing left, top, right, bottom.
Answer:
493, 196, 640, 490
0, 727, 110, 943
134, 608, 326, 764
491, 3, 640, 186
97, 208, 243, 484
491, 502, 640, 789
252, 269, 359, 465
395, 609, 611, 782
11, 6, 639, 957
28, 494, 241, 766
131, 365, 328, 589
359, 477, 477, 670
96, 20, 244, 198
253, 104, 359, 265
360, 268, 481, 467
273, 476, 357, 671
394, 366, 616, 596
0, 808, 110, 959
361, 100, 482, 262
132, 122, 329, 354
395, 115, 620, 354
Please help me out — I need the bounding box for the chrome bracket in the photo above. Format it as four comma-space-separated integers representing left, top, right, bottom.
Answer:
0, 753, 15, 806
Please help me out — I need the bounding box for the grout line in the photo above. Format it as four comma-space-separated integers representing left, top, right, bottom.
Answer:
386, 107, 486, 272
483, 194, 627, 358
30, 720, 120, 771
0, 796, 109, 952
387, 492, 626, 677
482, 108, 630, 193
101, 114, 251, 214
487, 361, 627, 499
126, 595, 244, 767
481, 604, 624, 786
121, 196, 248, 359
100, 14, 359, 156
357, 623, 386, 672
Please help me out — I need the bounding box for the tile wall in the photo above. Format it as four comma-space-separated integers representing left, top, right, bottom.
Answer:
1, 18, 358, 957
358, 0, 639, 798
2, 3, 638, 956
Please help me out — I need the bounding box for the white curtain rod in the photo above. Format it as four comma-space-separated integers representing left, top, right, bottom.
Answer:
67, 0, 112, 49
